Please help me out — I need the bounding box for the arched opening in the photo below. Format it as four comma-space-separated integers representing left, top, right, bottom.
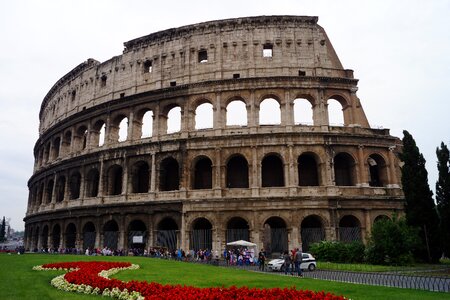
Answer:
327, 98, 344, 126
41, 225, 48, 250
368, 154, 388, 187
261, 154, 284, 187
195, 103, 213, 129
193, 157, 212, 189
298, 154, 319, 186
190, 218, 212, 251
92, 120, 106, 147
107, 165, 123, 195
44, 143, 50, 163
339, 215, 361, 242
46, 179, 54, 203
226, 155, 249, 188
226, 100, 247, 126
374, 215, 390, 223
300, 215, 325, 252
128, 220, 147, 252
226, 217, 249, 243
85, 168, 100, 197
159, 157, 179, 191
131, 161, 150, 193
118, 117, 128, 142
75, 126, 88, 151
334, 153, 356, 186
52, 137, 61, 159
62, 130, 72, 155
259, 98, 281, 125
55, 176, 66, 202
65, 223, 77, 249
167, 106, 181, 133
69, 172, 81, 200
141, 110, 153, 138
156, 217, 178, 251
82, 222, 96, 250
263, 217, 288, 256
38, 183, 44, 205
52, 224, 61, 250
294, 98, 314, 125
103, 220, 119, 250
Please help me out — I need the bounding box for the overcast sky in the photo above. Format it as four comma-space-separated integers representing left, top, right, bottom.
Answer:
1, 0, 449, 231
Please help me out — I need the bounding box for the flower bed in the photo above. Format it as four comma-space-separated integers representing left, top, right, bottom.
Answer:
34, 261, 346, 300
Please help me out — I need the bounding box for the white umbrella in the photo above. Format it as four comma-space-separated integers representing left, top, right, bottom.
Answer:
226, 240, 257, 247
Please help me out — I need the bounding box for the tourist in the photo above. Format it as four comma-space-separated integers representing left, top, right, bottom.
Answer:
258, 248, 266, 271
283, 250, 292, 275
294, 248, 303, 277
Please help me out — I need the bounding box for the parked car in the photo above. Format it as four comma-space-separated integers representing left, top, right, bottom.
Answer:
267, 253, 317, 272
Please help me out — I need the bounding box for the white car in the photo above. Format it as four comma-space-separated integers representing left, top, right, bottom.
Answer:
267, 253, 317, 272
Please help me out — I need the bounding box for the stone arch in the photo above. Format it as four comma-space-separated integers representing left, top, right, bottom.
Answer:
74, 125, 88, 151
156, 217, 179, 250
43, 142, 51, 163
85, 167, 100, 197
32, 226, 40, 251
374, 214, 390, 224
226, 99, 247, 126
259, 97, 281, 125
52, 224, 61, 250
159, 157, 180, 191
127, 219, 147, 251
298, 152, 320, 186
92, 119, 106, 147
261, 153, 284, 187
140, 109, 154, 138
46, 179, 54, 204
65, 223, 77, 249
300, 215, 325, 252
339, 215, 362, 242
293, 97, 314, 125
55, 175, 66, 202
190, 217, 213, 251
82, 221, 96, 250
41, 225, 49, 250
195, 102, 214, 130
166, 105, 182, 134
38, 183, 44, 205
69, 171, 81, 200
192, 156, 212, 189
327, 95, 349, 126
226, 216, 250, 243
103, 220, 119, 250
367, 153, 388, 187
62, 130, 72, 155
334, 152, 356, 186
263, 216, 288, 255
226, 154, 249, 188
130, 160, 150, 193
52, 136, 61, 160
106, 164, 123, 195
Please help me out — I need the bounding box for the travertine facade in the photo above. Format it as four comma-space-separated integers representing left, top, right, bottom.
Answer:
24, 16, 404, 255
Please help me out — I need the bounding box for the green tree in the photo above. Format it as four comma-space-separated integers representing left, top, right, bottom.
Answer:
0, 216, 5, 242
399, 130, 441, 262
366, 216, 420, 265
436, 142, 450, 257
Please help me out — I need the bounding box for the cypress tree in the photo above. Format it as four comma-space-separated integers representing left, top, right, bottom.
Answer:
0, 216, 5, 242
436, 142, 450, 257
399, 130, 441, 262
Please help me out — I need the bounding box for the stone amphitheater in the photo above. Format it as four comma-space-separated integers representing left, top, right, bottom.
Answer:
24, 15, 404, 255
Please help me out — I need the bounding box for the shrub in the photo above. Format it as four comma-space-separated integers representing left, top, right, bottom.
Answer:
309, 241, 365, 263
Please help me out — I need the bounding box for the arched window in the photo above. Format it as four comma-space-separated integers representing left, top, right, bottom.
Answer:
339, 215, 361, 242
92, 120, 106, 147
55, 176, 66, 202
226, 217, 249, 243
301, 215, 325, 252
75, 126, 88, 151
69, 172, 81, 200
41, 225, 49, 249
193, 157, 212, 189
128, 220, 147, 250
294, 98, 313, 125
52, 224, 61, 249
107, 165, 123, 195
85, 168, 99, 197
259, 98, 281, 125
327, 98, 344, 126
118, 117, 128, 142
46, 179, 54, 204
261, 154, 284, 187
190, 218, 212, 251
65, 223, 76, 249
226, 100, 247, 126
103, 220, 119, 250
52, 137, 61, 159
263, 217, 288, 255
226, 155, 249, 188
156, 218, 178, 250
82, 222, 96, 250
141, 110, 153, 138
368, 154, 388, 187
167, 106, 181, 133
334, 153, 356, 186
62, 131, 72, 154
160, 157, 179, 191
195, 103, 213, 130
298, 154, 319, 186
131, 161, 150, 193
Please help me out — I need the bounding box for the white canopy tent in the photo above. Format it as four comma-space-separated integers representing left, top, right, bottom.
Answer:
226, 240, 257, 248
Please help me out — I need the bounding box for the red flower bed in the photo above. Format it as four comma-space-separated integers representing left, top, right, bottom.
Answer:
39, 261, 346, 300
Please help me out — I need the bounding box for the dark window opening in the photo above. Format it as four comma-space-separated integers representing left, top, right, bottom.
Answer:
107, 165, 123, 195
52, 225, 61, 249
103, 220, 119, 250
368, 155, 387, 187
233, 73, 240, 79
198, 49, 208, 63
226, 155, 249, 188
334, 153, 355, 186
71, 91, 76, 101
101, 75, 107, 87
263, 44, 273, 57
46, 180, 54, 203
55, 176, 66, 202
226, 217, 249, 243
339, 215, 361, 242
261, 155, 284, 187
263, 217, 288, 255
69, 172, 81, 200
193, 157, 212, 189
144, 60, 153, 73
120, 93, 125, 98
298, 154, 319, 186
298, 70, 306, 76
160, 157, 180, 191
65, 223, 76, 248
170, 81, 176, 87
132, 161, 150, 193
85, 168, 99, 197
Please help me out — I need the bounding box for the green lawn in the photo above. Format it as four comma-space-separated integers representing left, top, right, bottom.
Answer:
0, 253, 447, 300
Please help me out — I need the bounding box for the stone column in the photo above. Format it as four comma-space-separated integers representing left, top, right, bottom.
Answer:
150, 153, 156, 192
357, 145, 369, 187
213, 93, 223, 134
387, 146, 399, 187
251, 146, 259, 196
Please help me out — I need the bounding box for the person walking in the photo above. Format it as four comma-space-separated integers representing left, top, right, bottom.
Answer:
294, 248, 303, 277
258, 248, 266, 271
283, 250, 292, 275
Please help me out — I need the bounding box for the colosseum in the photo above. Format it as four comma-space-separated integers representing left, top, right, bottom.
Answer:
24, 15, 404, 255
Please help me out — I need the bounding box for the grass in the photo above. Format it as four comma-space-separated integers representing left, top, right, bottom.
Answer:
317, 261, 450, 274
0, 253, 448, 300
